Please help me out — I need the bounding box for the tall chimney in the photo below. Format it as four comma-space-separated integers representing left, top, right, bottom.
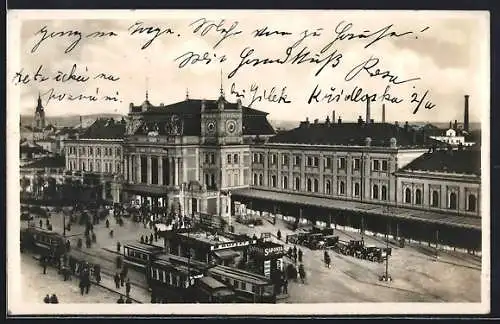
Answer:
332, 110, 336, 125
79, 116, 82, 129
366, 100, 371, 124
464, 95, 470, 132
382, 104, 386, 123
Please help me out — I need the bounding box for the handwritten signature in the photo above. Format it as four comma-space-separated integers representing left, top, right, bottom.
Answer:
231, 82, 291, 107
189, 18, 242, 49
345, 56, 420, 85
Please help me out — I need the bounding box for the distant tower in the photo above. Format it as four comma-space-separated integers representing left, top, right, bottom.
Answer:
366, 99, 371, 124
34, 93, 45, 130
464, 95, 470, 132
382, 104, 386, 123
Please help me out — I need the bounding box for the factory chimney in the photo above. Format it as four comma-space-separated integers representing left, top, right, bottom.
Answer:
382, 104, 386, 123
79, 116, 82, 129
366, 99, 371, 124
464, 95, 470, 132
332, 110, 336, 125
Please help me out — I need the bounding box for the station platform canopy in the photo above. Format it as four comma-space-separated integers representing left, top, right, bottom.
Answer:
231, 188, 481, 230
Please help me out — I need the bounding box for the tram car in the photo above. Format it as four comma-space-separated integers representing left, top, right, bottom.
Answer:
196, 276, 236, 303
20, 226, 66, 262
122, 242, 165, 270
146, 254, 205, 303
207, 265, 276, 303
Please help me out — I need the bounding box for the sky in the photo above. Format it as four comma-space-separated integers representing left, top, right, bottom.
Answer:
9, 10, 489, 123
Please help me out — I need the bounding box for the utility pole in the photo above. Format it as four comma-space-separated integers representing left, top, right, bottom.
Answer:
435, 229, 439, 260
384, 222, 391, 282
361, 215, 365, 241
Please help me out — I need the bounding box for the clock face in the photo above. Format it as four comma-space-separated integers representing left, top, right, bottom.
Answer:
226, 120, 237, 134
206, 120, 216, 134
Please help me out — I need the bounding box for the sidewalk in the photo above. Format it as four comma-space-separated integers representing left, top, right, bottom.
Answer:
92, 271, 151, 303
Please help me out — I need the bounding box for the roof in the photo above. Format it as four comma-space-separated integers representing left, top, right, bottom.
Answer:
130, 98, 275, 137
208, 265, 271, 285
231, 188, 481, 230
268, 122, 431, 147
399, 149, 481, 176
22, 155, 65, 169
80, 118, 126, 139
199, 276, 228, 290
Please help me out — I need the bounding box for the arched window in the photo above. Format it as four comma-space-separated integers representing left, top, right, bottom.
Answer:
468, 194, 477, 212
415, 189, 422, 205
253, 173, 258, 185
295, 177, 300, 191
271, 175, 277, 188
373, 184, 379, 199
381, 185, 387, 200
449, 192, 457, 209
307, 178, 312, 192
283, 176, 288, 189
405, 188, 412, 203
432, 190, 439, 207
339, 181, 345, 195
354, 183, 360, 197
314, 179, 319, 192
325, 180, 331, 195
258, 174, 263, 186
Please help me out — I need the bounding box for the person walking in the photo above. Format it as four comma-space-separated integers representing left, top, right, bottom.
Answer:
39, 219, 43, 228
277, 230, 282, 241
283, 278, 288, 294
42, 257, 47, 274
125, 278, 131, 297
117, 241, 121, 253
43, 294, 50, 303
106, 219, 110, 228
85, 278, 91, 294
119, 271, 125, 287
149, 233, 154, 244
50, 294, 59, 304
140, 236, 144, 244
114, 273, 120, 289
79, 280, 85, 296
298, 249, 303, 263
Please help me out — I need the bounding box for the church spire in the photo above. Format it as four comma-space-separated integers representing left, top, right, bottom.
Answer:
36, 92, 43, 112
219, 69, 224, 97
186, 88, 189, 100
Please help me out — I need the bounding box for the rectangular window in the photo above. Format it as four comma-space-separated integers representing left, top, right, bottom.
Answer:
259, 154, 264, 163
324, 157, 332, 169
307, 156, 312, 166
373, 160, 380, 171
294, 155, 301, 166
205, 153, 210, 164
313, 157, 319, 167
271, 154, 277, 165
338, 157, 346, 169
227, 154, 232, 164
89, 147, 93, 156
210, 153, 215, 164
353, 158, 361, 170
382, 160, 388, 171
282, 155, 289, 166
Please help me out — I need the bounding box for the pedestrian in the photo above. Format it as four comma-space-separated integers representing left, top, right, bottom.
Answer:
117, 296, 124, 304
106, 219, 110, 228
39, 219, 43, 228
149, 233, 154, 244
91, 232, 96, 243
293, 245, 297, 255
120, 271, 125, 287
79, 280, 85, 296
65, 240, 71, 252
85, 279, 91, 294
46, 218, 50, 227
125, 278, 131, 297
125, 297, 133, 304
298, 249, 303, 263
117, 241, 121, 252
298, 264, 306, 284
114, 273, 120, 289
293, 251, 297, 264
155, 232, 158, 242
43, 294, 50, 303
110, 230, 114, 238
140, 236, 144, 244
277, 230, 281, 241
95, 265, 101, 284
283, 278, 288, 294
50, 294, 59, 304
42, 257, 47, 274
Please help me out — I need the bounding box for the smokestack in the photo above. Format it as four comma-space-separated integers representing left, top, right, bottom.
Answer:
382, 104, 386, 123
454, 120, 458, 130
79, 116, 82, 129
366, 100, 371, 124
449, 121, 452, 130
464, 95, 470, 132
332, 110, 336, 125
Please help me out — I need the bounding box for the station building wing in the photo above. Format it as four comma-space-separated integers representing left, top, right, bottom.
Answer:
267, 121, 430, 147
80, 118, 127, 139
398, 149, 481, 176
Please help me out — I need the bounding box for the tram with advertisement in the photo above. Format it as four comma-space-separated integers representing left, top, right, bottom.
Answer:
122, 242, 165, 270
20, 226, 66, 263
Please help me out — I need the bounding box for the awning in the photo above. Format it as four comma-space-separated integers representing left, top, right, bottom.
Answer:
213, 249, 240, 260
231, 188, 481, 230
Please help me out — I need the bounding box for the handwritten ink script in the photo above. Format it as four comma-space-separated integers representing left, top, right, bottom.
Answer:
16, 17, 436, 114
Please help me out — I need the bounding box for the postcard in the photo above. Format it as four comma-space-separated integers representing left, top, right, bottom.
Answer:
7, 9, 490, 315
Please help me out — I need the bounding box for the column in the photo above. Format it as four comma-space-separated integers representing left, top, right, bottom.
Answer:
158, 157, 163, 185
124, 156, 128, 181
172, 157, 177, 186
147, 155, 152, 184
136, 155, 142, 183
176, 157, 181, 186
102, 181, 106, 199
128, 156, 132, 183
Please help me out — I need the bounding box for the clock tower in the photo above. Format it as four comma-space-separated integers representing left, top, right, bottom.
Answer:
200, 90, 243, 145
